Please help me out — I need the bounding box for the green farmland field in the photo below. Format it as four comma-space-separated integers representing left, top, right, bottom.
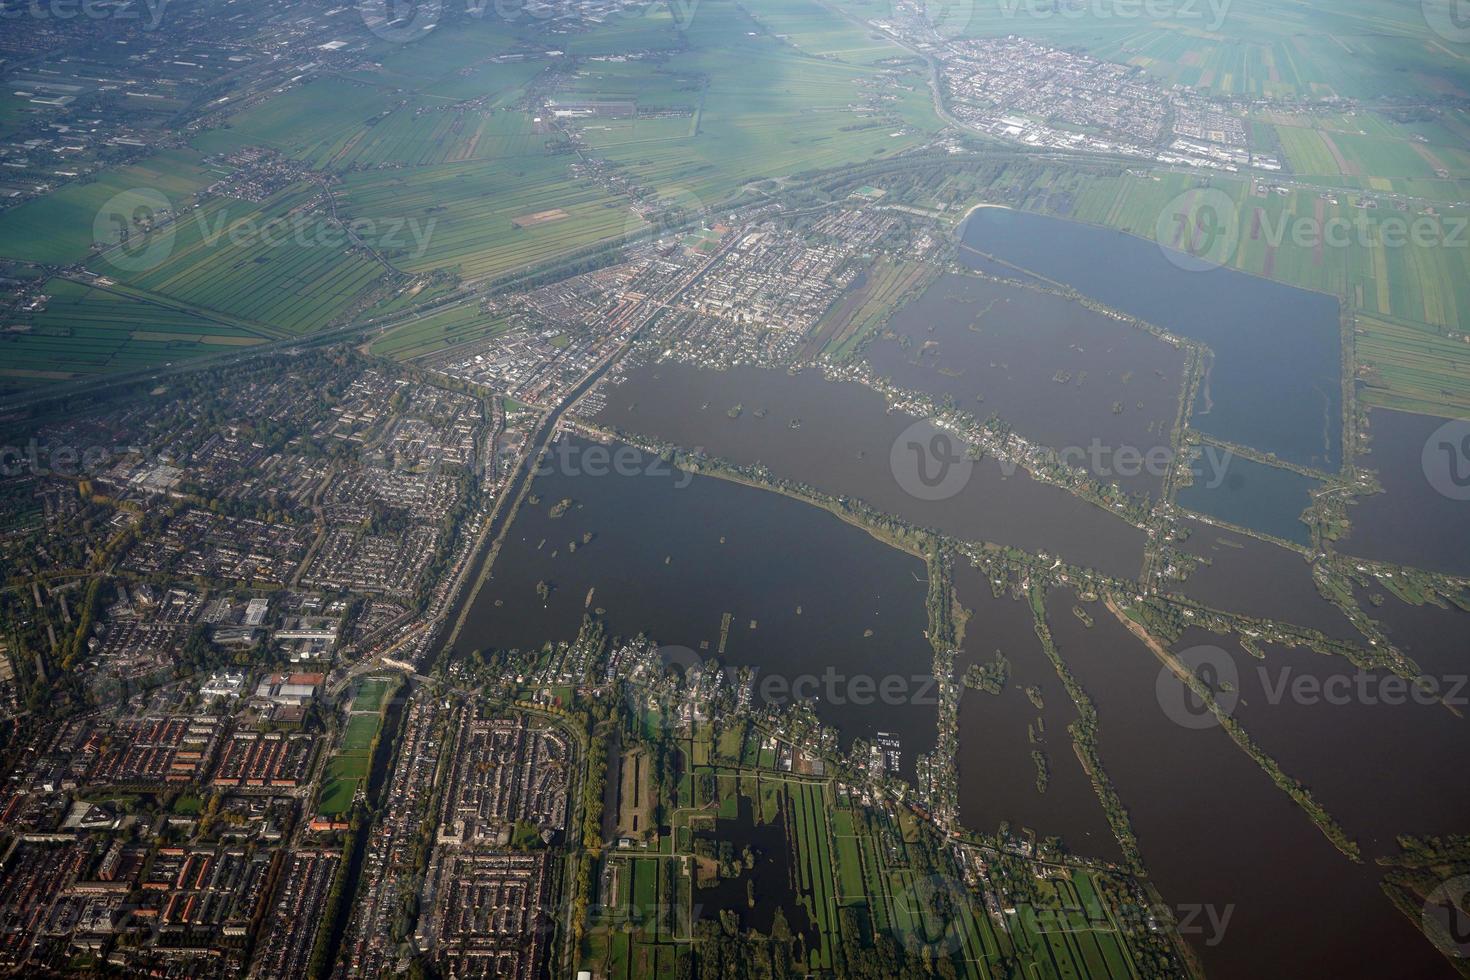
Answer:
0, 278, 264, 396
336, 160, 637, 281
371, 302, 518, 360
0, 150, 215, 265
101, 185, 389, 335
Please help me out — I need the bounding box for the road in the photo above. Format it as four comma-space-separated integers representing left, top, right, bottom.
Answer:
376, 228, 746, 672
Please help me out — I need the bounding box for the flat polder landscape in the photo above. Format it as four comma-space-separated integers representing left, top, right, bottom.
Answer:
0, 1, 1468, 978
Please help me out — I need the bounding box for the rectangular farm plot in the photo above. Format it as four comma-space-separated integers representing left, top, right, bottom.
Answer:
511, 208, 569, 228
336, 161, 637, 280
0, 278, 266, 394
106, 186, 387, 336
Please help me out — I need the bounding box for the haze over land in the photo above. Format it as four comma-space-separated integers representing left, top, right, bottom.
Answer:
0, 0, 1468, 977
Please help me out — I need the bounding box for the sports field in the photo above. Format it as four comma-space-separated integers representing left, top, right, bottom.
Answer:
316, 676, 398, 818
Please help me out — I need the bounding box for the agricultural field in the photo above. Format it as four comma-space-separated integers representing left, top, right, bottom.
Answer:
0, 149, 216, 265
0, 278, 265, 396
335, 160, 637, 281
321, 104, 547, 169
1355, 312, 1470, 417
1007, 168, 1470, 334
1270, 114, 1470, 180
192, 77, 407, 169
577, 714, 1170, 980
0, 0, 943, 385
555, 5, 686, 56
740, 0, 912, 65
550, 61, 704, 111
801, 255, 934, 361
938, 0, 1470, 102
100, 185, 390, 336
567, 0, 941, 204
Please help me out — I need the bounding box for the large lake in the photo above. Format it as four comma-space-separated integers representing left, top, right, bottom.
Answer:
1049, 599, 1455, 978
1175, 527, 1360, 641
960, 208, 1343, 473
1175, 453, 1320, 546
592, 360, 1148, 579
1224, 634, 1470, 853
951, 565, 1122, 861
1341, 408, 1470, 577
1352, 580, 1470, 681
456, 436, 936, 774
866, 273, 1188, 498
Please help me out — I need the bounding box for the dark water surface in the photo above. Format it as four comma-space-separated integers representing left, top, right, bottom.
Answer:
951, 565, 1122, 861
1175, 527, 1360, 640
1352, 582, 1470, 681
1221, 634, 1470, 852
1341, 409, 1470, 577
866, 273, 1187, 497
594, 360, 1147, 579
1048, 601, 1454, 979
1175, 454, 1320, 546
960, 208, 1342, 472
457, 437, 936, 771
